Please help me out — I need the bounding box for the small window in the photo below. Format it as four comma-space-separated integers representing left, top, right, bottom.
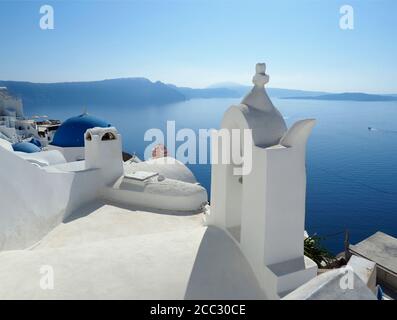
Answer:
86, 132, 92, 141
101, 132, 116, 141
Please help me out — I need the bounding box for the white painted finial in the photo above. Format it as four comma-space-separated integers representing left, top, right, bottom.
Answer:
241, 63, 273, 111
253, 63, 269, 87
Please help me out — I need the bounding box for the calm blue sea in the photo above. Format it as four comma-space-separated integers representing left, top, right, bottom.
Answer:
27, 98, 397, 254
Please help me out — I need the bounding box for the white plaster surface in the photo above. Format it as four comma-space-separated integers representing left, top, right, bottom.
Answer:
350, 231, 397, 274
0, 137, 13, 151
0, 204, 264, 300
85, 127, 124, 186
347, 255, 377, 293
0, 146, 76, 251
124, 157, 197, 184
15, 150, 67, 167
283, 268, 377, 300
103, 175, 208, 213
47, 145, 85, 162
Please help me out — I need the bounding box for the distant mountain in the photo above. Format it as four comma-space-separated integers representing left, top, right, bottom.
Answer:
283, 92, 397, 102
267, 88, 330, 98
208, 83, 329, 98
2, 78, 396, 108
167, 84, 241, 99
1, 78, 329, 107
0, 78, 186, 108
207, 82, 250, 96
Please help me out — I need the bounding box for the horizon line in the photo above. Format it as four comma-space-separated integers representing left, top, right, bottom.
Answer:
1, 77, 396, 96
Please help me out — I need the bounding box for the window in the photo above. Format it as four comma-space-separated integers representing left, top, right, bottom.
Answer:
101, 132, 116, 141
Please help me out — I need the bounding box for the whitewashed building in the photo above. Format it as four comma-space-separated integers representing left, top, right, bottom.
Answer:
0, 87, 60, 145
0, 65, 378, 300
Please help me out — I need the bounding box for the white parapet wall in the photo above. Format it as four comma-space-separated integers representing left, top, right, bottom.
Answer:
47, 145, 86, 162
0, 131, 113, 250
347, 255, 377, 293
0, 146, 74, 250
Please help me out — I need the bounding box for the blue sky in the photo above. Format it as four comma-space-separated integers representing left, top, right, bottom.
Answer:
0, 0, 396, 93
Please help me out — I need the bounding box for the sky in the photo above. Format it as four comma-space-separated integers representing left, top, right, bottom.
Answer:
0, 0, 396, 93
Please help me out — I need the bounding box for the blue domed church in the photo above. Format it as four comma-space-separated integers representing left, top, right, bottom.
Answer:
51, 113, 111, 148
48, 113, 111, 161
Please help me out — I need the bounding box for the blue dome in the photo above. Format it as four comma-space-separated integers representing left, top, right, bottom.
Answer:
13, 142, 41, 153
51, 113, 111, 148
29, 138, 42, 148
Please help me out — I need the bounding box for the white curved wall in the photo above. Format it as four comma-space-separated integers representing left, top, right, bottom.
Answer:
0, 138, 13, 151
0, 147, 99, 251
0, 147, 72, 250
15, 150, 67, 167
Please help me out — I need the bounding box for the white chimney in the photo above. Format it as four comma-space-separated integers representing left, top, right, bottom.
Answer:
85, 127, 124, 185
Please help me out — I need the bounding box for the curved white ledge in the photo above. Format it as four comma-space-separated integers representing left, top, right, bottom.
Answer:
280, 119, 316, 148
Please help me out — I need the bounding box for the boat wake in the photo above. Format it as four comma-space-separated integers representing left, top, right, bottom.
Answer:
368, 127, 397, 134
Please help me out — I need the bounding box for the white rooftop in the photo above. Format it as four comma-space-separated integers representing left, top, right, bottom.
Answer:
0, 202, 264, 299
350, 232, 397, 275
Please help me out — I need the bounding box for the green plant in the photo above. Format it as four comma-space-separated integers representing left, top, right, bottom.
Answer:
304, 235, 335, 268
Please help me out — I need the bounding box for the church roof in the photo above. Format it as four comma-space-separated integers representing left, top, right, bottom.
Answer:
51, 113, 111, 148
